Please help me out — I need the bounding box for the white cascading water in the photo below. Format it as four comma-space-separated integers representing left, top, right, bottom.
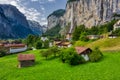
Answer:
69, 4, 73, 33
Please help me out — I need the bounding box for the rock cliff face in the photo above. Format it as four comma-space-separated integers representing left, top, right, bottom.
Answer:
63, 0, 120, 29
47, 9, 65, 30
47, 0, 120, 35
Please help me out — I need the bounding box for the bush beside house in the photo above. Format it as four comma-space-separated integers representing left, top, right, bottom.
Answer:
89, 47, 103, 62
40, 46, 103, 65
60, 47, 85, 65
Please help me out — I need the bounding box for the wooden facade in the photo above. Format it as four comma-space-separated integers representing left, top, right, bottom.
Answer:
75, 47, 92, 61
18, 54, 35, 68
0, 44, 27, 54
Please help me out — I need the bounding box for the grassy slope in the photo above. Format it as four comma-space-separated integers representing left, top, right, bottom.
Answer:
0, 50, 120, 80
85, 37, 120, 51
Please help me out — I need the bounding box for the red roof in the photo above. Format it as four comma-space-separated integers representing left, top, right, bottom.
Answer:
75, 47, 91, 54
0, 44, 4, 46
4, 44, 26, 47
18, 54, 35, 61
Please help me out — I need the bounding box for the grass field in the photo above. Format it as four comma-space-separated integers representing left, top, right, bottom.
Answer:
0, 50, 120, 80
86, 37, 120, 51
74, 37, 120, 51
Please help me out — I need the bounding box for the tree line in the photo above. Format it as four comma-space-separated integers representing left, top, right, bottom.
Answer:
72, 20, 118, 41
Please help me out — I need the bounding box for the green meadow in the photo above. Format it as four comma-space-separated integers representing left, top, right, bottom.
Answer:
74, 37, 120, 51
0, 50, 120, 80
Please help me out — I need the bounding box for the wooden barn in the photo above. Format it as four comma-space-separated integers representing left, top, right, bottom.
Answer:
18, 54, 35, 68
75, 47, 92, 61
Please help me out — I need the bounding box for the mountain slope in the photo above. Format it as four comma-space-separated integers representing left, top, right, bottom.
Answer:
86, 37, 120, 51
28, 20, 43, 35
47, 9, 65, 30
0, 4, 34, 39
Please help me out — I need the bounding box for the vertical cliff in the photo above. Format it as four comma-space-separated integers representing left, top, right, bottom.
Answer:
63, 0, 120, 29
47, 0, 120, 35
47, 9, 65, 30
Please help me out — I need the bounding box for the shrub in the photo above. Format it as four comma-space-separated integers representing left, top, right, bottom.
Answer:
43, 40, 49, 49
35, 41, 42, 49
89, 47, 103, 62
41, 46, 61, 60
60, 47, 84, 65
69, 53, 84, 65
40, 50, 52, 59
0, 49, 7, 57
49, 46, 60, 57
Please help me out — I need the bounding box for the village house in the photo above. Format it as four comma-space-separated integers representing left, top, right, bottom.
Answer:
54, 39, 72, 48
49, 42, 53, 47
0, 43, 27, 54
18, 54, 35, 68
75, 47, 92, 61
66, 33, 72, 40
57, 41, 72, 48
41, 36, 48, 42
53, 39, 62, 46
87, 35, 101, 40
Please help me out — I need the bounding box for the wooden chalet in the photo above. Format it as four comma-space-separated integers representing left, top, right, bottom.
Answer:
54, 39, 72, 48
75, 47, 92, 61
18, 54, 35, 68
0, 43, 27, 54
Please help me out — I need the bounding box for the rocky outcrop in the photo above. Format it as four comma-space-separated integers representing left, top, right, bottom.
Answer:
0, 4, 34, 39
63, 0, 120, 29
47, 9, 65, 30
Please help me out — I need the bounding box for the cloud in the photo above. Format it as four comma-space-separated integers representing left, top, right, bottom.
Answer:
31, 0, 55, 3
31, 0, 38, 2
0, 0, 47, 25
48, 0, 55, 2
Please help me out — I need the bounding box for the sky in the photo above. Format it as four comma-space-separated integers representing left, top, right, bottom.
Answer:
0, 0, 67, 25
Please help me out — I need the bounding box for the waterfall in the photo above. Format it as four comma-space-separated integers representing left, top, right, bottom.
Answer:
69, 4, 74, 33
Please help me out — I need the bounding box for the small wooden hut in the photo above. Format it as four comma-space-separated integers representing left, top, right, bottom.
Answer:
18, 54, 35, 68
75, 47, 92, 61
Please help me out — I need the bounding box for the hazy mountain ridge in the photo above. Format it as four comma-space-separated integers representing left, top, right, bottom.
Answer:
28, 20, 43, 35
